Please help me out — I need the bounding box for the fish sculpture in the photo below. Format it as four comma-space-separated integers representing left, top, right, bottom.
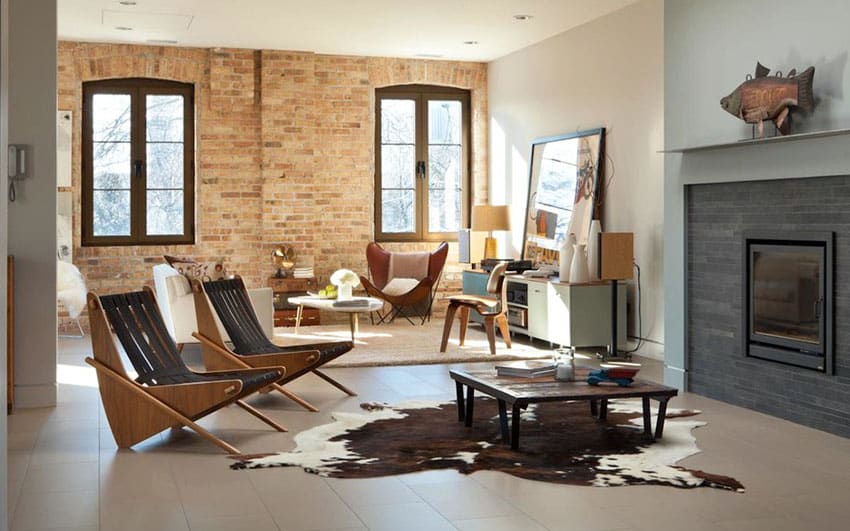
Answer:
720, 62, 815, 137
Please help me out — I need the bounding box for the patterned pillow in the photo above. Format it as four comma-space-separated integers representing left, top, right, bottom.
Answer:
163, 255, 227, 281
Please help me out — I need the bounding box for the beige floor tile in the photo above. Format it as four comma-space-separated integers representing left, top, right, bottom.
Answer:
187, 513, 280, 531
21, 461, 99, 493
352, 502, 457, 531
410, 481, 521, 521
325, 476, 420, 506
398, 469, 475, 486
100, 498, 190, 531
11, 489, 98, 530
261, 487, 364, 530
454, 514, 549, 531
179, 483, 269, 520
247, 466, 329, 494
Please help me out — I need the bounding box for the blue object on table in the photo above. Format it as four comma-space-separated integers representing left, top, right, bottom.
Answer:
587, 368, 634, 387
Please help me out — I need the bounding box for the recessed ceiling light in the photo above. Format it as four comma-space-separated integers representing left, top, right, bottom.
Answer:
147, 39, 178, 44
513, 14, 533, 20
119, 1, 137, 5
115, 26, 133, 30
464, 41, 478, 45
415, 53, 444, 59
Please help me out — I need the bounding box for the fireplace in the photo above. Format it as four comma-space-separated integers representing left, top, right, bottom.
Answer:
743, 232, 834, 373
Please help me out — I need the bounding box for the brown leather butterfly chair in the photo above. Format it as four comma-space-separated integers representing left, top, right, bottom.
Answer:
85, 288, 287, 454
192, 277, 355, 413
440, 261, 512, 355
359, 241, 449, 325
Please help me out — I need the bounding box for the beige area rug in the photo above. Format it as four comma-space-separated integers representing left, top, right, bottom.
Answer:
271, 320, 553, 367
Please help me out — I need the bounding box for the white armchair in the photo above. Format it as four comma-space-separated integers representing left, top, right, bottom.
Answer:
152, 264, 274, 345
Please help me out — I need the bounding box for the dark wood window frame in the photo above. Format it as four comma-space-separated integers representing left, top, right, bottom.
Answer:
375, 84, 471, 243
82, 78, 195, 246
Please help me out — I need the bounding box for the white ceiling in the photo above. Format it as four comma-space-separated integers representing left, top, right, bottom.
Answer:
58, 0, 637, 62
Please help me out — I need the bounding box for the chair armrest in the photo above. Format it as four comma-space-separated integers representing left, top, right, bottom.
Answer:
247, 287, 274, 339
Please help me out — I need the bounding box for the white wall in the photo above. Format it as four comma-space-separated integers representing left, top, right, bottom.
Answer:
1, 0, 8, 525
488, 0, 664, 353
7, 0, 57, 407
663, 0, 850, 389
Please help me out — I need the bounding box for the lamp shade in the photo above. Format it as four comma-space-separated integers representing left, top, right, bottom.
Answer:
472, 205, 511, 232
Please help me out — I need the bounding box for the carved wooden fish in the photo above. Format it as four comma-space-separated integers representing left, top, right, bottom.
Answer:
720, 62, 814, 137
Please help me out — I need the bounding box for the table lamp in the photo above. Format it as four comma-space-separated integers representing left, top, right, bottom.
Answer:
472, 204, 511, 260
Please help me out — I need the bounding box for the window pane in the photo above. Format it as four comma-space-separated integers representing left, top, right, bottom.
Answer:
93, 141, 131, 189
381, 145, 415, 188
428, 145, 461, 189
429, 188, 461, 233
147, 142, 184, 189
382, 189, 415, 233
93, 190, 131, 236
92, 94, 131, 142
146, 95, 184, 142
147, 190, 184, 235
428, 100, 461, 144
381, 99, 415, 144
428, 144, 462, 232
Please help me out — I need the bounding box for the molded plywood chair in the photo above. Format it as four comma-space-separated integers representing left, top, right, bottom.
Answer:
440, 262, 512, 355
192, 277, 356, 413
359, 241, 449, 325
85, 288, 287, 454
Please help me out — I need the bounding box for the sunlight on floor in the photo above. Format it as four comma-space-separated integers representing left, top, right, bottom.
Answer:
57, 362, 99, 388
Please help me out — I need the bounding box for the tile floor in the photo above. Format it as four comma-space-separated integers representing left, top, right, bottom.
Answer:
6, 335, 850, 530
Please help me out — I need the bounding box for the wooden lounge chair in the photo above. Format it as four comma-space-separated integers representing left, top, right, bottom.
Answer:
85, 288, 288, 454
440, 262, 512, 355
191, 277, 355, 413
359, 241, 449, 325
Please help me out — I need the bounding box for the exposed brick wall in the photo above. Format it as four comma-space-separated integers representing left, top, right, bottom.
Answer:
57, 42, 487, 331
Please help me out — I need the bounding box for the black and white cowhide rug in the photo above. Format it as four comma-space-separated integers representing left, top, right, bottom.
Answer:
232, 399, 744, 492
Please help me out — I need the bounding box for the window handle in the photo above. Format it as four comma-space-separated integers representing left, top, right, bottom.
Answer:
133, 160, 143, 178
416, 160, 426, 179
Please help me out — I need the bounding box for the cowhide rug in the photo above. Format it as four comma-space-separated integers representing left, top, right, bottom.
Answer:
232, 399, 744, 491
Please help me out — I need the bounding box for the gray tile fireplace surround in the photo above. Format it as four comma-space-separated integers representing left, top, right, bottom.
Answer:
688, 174, 850, 438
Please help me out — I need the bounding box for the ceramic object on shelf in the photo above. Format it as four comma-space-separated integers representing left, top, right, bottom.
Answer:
559, 233, 576, 282
587, 219, 602, 281
569, 243, 590, 283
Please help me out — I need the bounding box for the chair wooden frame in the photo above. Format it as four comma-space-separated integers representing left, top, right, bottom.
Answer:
85, 288, 288, 454
440, 262, 512, 355
191, 278, 356, 413
359, 241, 449, 325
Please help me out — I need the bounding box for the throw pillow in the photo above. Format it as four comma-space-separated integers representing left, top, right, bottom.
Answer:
163, 255, 227, 281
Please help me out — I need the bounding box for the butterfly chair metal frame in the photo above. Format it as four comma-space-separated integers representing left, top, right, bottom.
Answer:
85, 288, 287, 455
191, 277, 356, 413
360, 241, 449, 326
440, 262, 512, 355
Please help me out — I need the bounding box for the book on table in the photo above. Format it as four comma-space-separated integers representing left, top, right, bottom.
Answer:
495, 360, 556, 378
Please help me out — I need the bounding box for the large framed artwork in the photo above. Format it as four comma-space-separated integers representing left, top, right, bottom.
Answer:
522, 128, 605, 264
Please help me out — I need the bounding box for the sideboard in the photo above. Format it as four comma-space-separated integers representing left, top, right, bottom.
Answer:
461, 270, 626, 349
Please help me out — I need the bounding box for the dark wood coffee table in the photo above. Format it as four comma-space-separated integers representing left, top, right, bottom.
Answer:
449, 368, 678, 450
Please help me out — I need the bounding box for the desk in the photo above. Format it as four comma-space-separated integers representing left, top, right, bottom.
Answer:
288, 296, 383, 341
450, 368, 677, 450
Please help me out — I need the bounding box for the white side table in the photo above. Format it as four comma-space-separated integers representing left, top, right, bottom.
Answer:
287, 296, 384, 341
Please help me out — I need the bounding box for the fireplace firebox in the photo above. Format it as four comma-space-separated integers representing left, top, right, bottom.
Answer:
743, 232, 833, 373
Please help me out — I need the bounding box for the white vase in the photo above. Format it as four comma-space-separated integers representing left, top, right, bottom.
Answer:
587, 219, 602, 281
338, 284, 353, 300
559, 233, 576, 282
569, 243, 590, 284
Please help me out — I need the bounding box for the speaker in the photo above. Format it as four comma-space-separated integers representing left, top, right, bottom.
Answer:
458, 229, 486, 264
598, 232, 634, 280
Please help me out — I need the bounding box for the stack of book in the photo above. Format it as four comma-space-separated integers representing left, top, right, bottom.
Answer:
495, 360, 556, 378
293, 266, 314, 279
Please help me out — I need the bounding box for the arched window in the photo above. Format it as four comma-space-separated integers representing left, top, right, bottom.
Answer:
375, 84, 470, 241
82, 78, 195, 246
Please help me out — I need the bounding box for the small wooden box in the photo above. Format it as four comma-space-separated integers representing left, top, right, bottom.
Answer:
269, 276, 320, 327
598, 232, 634, 281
